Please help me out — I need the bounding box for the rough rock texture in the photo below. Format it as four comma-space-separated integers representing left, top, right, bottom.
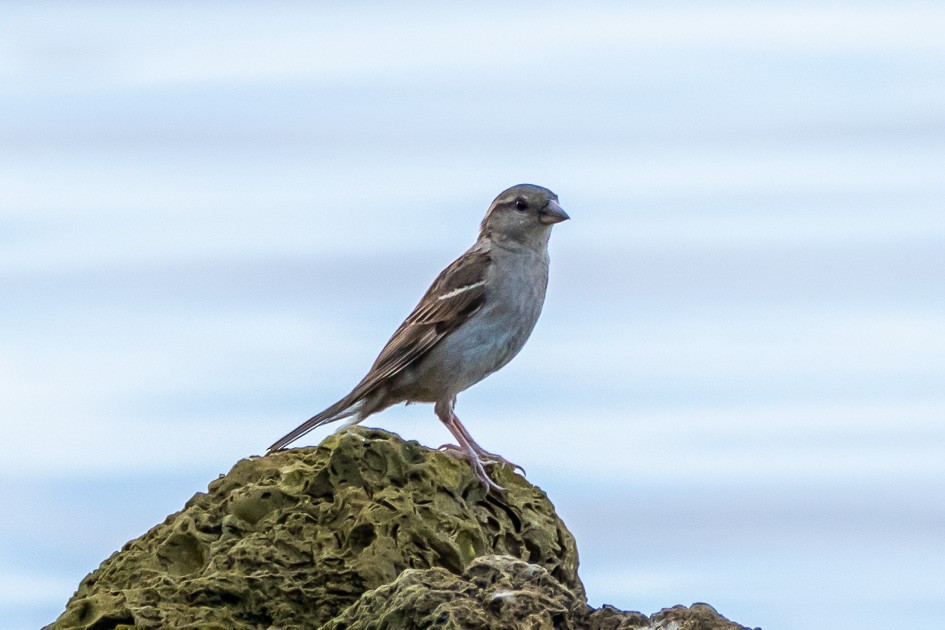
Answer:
586, 603, 753, 630
48, 427, 756, 630
322, 555, 587, 629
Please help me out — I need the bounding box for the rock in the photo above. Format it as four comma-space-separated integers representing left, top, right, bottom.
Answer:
321, 555, 588, 629
586, 603, 754, 630
647, 603, 755, 629
47, 426, 756, 630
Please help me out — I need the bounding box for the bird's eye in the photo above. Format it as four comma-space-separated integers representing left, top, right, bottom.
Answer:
514, 198, 528, 211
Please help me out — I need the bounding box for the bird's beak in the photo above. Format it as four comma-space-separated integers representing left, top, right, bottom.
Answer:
539, 199, 570, 225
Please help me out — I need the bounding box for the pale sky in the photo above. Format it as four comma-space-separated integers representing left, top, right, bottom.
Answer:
2, 3, 944, 629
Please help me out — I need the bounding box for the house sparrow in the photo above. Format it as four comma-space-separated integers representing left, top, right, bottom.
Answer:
268, 184, 569, 492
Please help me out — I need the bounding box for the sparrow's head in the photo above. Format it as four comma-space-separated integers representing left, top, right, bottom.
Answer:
480, 184, 569, 247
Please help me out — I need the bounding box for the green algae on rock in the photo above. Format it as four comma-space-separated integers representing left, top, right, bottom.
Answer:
48, 427, 581, 629
320, 556, 758, 630
48, 426, 757, 630
321, 555, 589, 629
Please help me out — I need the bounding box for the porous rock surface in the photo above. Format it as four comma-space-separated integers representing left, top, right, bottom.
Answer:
48, 427, 755, 630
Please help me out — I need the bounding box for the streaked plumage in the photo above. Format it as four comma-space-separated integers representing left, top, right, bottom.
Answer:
268, 184, 569, 492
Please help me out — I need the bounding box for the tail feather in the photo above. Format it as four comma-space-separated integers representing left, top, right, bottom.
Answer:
267, 397, 360, 453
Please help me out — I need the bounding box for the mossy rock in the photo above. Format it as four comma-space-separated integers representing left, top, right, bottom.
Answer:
47, 427, 756, 630
322, 555, 589, 629
48, 427, 582, 629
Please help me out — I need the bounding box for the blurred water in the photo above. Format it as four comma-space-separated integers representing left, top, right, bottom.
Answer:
2, 2, 944, 628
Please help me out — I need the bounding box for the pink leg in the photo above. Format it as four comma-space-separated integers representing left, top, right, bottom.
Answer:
434, 398, 505, 493
448, 411, 525, 474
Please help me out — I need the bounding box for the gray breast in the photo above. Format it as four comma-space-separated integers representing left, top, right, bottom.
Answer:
417, 246, 550, 397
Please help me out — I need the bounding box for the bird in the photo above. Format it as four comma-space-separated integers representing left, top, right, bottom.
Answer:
267, 184, 569, 492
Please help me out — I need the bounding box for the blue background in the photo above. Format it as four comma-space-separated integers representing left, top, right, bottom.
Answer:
2, 2, 944, 628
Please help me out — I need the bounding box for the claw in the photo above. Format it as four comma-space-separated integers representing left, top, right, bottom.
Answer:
438, 443, 506, 493
473, 459, 507, 494
476, 451, 525, 476
434, 398, 517, 495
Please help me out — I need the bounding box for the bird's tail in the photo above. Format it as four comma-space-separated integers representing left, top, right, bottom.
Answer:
267, 396, 360, 454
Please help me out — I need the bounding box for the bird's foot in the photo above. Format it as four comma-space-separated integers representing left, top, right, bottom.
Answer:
470, 457, 507, 495
437, 444, 506, 494
437, 443, 464, 457
437, 444, 524, 475
477, 450, 526, 476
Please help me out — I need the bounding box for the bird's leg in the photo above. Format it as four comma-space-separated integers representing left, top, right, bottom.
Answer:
434, 399, 505, 493
448, 412, 525, 475
437, 412, 524, 473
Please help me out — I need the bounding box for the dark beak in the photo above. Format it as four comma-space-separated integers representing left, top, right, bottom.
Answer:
539, 199, 570, 225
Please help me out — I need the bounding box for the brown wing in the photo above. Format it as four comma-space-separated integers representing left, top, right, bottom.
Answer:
267, 241, 491, 453
346, 241, 491, 400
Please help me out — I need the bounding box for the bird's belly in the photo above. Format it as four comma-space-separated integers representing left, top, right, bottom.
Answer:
409, 281, 545, 399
